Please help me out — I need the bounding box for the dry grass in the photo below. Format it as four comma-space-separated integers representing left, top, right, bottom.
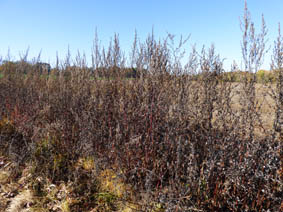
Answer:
230, 83, 276, 133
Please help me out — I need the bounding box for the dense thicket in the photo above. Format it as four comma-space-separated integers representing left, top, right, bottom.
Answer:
0, 5, 282, 212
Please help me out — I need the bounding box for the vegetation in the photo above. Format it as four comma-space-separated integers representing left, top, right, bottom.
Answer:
0, 4, 282, 212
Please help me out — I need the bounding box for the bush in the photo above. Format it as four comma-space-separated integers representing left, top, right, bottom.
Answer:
0, 5, 282, 211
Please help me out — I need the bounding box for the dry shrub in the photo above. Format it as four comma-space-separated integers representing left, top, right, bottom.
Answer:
0, 4, 282, 211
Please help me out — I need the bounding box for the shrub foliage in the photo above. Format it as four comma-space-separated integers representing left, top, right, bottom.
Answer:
0, 5, 282, 212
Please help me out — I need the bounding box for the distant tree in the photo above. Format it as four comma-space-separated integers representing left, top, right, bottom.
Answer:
35, 62, 51, 75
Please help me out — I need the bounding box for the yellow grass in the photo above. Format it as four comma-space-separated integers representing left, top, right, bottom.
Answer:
230, 83, 276, 132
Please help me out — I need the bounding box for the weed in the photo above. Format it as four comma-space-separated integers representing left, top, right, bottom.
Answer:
0, 2, 282, 211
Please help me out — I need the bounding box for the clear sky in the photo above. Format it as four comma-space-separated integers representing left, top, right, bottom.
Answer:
0, 0, 282, 70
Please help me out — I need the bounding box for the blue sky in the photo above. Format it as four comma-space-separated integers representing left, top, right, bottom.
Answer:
0, 0, 282, 70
